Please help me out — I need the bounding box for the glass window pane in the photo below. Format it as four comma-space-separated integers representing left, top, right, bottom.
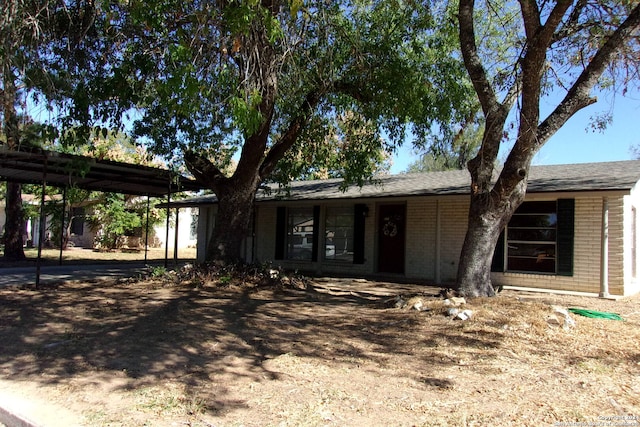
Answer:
325, 206, 354, 262
287, 208, 314, 260
506, 201, 558, 274
507, 257, 556, 273
507, 243, 555, 258
508, 213, 557, 228
507, 228, 556, 242
514, 201, 556, 214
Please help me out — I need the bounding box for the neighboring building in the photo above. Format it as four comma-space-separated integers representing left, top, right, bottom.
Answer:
0, 200, 5, 238
68, 204, 198, 251
51, 161, 640, 295
153, 206, 199, 251
1, 197, 196, 252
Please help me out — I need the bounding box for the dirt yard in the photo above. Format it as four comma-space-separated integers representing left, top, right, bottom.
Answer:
0, 270, 639, 427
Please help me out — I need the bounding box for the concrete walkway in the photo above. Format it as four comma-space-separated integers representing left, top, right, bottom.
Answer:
0, 381, 82, 427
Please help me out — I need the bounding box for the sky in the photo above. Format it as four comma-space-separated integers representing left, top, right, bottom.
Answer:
389, 89, 640, 174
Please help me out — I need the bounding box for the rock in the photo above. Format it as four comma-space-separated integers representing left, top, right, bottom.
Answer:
444, 297, 466, 307
405, 296, 427, 310
454, 309, 473, 321
446, 307, 460, 317
450, 297, 466, 306
547, 315, 562, 327
549, 306, 576, 329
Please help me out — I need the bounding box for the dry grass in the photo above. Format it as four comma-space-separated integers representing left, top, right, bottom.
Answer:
0, 275, 639, 426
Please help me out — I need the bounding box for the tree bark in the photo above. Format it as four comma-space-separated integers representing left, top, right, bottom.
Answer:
4, 181, 26, 260
205, 177, 259, 264
456, 181, 527, 297
456, 203, 501, 298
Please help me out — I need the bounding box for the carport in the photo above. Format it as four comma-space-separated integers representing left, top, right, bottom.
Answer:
0, 145, 206, 286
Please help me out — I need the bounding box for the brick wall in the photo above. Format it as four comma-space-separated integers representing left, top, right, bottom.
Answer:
211, 191, 636, 295
437, 198, 469, 283
405, 199, 436, 279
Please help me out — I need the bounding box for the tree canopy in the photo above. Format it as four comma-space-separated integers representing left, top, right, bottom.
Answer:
124, 0, 475, 179
3, 0, 479, 263
105, 0, 477, 262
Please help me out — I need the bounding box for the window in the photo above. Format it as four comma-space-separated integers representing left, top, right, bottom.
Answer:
325, 206, 354, 262
190, 211, 198, 240
275, 204, 367, 264
70, 207, 85, 235
506, 201, 557, 273
286, 207, 315, 260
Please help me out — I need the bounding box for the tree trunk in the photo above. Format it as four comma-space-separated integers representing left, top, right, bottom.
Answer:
456, 197, 496, 297
454, 0, 640, 297
205, 178, 258, 264
456, 158, 529, 297
4, 181, 26, 260
2, 43, 25, 260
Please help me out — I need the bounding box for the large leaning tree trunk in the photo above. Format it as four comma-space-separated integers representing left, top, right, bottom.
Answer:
185, 153, 263, 263
456, 0, 640, 297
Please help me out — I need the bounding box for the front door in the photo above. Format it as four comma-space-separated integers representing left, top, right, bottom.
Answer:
377, 204, 406, 274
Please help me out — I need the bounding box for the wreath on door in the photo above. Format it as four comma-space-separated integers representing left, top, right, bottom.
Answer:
383, 220, 398, 237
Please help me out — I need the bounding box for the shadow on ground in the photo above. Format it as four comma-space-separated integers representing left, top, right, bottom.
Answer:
0, 278, 507, 417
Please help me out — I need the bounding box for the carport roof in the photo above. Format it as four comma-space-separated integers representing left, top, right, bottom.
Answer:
0, 145, 205, 196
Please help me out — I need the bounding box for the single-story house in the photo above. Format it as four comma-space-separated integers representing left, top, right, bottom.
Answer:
173, 160, 640, 296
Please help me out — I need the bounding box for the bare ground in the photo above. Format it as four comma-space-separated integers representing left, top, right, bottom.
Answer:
0, 273, 639, 427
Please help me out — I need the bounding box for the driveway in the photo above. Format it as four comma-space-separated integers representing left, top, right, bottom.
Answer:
0, 262, 168, 287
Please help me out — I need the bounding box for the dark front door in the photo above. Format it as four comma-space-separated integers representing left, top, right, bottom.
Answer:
377, 204, 406, 274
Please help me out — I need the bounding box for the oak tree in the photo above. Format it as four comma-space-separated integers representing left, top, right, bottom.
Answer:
456, 0, 640, 296
129, 0, 475, 263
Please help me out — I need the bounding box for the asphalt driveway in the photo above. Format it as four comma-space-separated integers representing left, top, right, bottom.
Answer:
0, 262, 165, 287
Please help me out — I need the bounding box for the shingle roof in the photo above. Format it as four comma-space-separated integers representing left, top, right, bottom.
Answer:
168, 160, 640, 206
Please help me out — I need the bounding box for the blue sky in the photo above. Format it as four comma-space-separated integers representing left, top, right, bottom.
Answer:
389, 89, 640, 174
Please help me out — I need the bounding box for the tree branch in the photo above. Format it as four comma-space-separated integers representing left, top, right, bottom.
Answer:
554, 0, 589, 42
523, 0, 572, 56
514, 0, 573, 165
458, 0, 499, 118
259, 78, 369, 179
259, 88, 322, 179
459, 0, 512, 194
333, 80, 372, 103
518, 0, 541, 40
184, 150, 227, 190
537, 2, 640, 145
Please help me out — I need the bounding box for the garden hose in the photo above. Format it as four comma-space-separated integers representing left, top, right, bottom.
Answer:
568, 308, 624, 321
